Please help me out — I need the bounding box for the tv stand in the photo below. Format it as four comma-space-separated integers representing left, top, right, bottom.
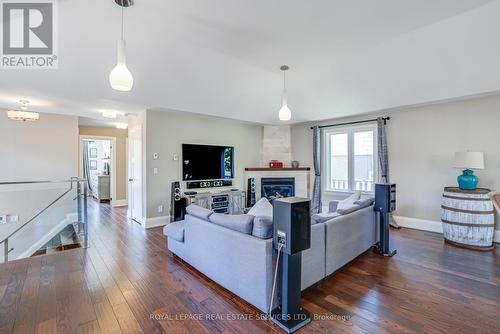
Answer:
184, 189, 246, 214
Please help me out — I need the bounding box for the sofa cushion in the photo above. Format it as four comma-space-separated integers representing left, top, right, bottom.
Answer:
336, 191, 361, 211
311, 212, 341, 224
163, 221, 185, 242
209, 213, 254, 234
354, 197, 375, 209
337, 204, 362, 215
328, 201, 339, 213
252, 216, 273, 239
186, 204, 213, 220
248, 198, 273, 218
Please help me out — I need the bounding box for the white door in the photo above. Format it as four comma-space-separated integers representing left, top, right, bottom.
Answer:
128, 124, 143, 224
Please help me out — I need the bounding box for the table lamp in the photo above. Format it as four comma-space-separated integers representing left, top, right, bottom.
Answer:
453, 151, 484, 190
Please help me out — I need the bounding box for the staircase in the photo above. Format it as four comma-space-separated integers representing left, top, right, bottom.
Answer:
31, 224, 82, 256
0, 178, 89, 263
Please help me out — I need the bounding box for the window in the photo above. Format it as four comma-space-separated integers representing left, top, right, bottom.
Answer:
325, 124, 377, 193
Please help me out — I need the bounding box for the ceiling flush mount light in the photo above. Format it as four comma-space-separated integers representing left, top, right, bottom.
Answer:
7, 100, 39, 121
278, 65, 292, 121
102, 110, 118, 118
116, 123, 128, 129
109, 0, 134, 91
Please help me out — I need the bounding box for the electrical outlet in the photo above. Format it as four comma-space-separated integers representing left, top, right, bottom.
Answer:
153, 167, 158, 175
158, 205, 164, 213
153, 153, 159, 160
277, 230, 286, 247
0, 215, 7, 224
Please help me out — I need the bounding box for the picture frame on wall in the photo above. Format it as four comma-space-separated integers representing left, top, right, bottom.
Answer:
90, 148, 98, 158
90, 160, 98, 170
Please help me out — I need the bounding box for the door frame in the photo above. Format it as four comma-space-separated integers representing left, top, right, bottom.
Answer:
78, 135, 118, 206
127, 122, 143, 224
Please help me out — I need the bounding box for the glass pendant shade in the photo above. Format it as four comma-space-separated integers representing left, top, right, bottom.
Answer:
109, 39, 134, 91
279, 93, 292, 121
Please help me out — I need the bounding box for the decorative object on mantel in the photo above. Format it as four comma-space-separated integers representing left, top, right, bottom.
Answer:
441, 187, 494, 251
291, 160, 300, 168
454, 151, 484, 190
269, 160, 284, 169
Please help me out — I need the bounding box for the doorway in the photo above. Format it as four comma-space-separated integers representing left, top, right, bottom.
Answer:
79, 136, 117, 206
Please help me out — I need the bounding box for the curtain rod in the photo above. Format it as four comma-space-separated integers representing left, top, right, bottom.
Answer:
310, 117, 390, 130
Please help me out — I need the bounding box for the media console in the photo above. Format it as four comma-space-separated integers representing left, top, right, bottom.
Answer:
184, 189, 246, 214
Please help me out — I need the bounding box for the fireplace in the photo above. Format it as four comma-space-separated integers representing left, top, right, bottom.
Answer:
261, 177, 295, 201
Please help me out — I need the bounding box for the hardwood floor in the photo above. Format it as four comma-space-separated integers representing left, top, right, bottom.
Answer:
0, 202, 498, 334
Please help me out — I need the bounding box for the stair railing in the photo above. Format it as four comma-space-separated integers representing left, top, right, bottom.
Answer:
0, 177, 88, 262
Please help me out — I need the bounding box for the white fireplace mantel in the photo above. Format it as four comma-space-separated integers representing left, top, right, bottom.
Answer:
244, 168, 311, 200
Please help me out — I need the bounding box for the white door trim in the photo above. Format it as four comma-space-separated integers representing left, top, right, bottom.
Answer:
78, 135, 118, 206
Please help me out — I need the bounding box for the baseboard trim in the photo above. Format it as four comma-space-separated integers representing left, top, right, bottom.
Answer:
111, 199, 128, 207
393, 216, 443, 234
393, 215, 500, 243
144, 215, 170, 229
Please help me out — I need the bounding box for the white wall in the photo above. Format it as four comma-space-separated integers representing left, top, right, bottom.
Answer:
261, 125, 292, 167
291, 93, 500, 235
0, 112, 78, 181
145, 109, 262, 220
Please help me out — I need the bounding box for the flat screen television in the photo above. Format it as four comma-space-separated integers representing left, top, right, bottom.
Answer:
182, 144, 234, 181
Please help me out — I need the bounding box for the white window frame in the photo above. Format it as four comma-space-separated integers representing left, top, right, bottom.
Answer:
323, 123, 378, 194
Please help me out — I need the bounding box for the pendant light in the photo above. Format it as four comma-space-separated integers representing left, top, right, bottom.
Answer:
109, 0, 134, 91
278, 65, 292, 121
7, 100, 39, 121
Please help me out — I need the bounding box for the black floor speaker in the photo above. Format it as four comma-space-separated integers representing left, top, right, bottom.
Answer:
170, 181, 186, 222
247, 178, 256, 208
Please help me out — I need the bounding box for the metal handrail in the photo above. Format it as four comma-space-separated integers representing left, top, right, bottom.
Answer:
0, 178, 86, 185
0, 177, 87, 245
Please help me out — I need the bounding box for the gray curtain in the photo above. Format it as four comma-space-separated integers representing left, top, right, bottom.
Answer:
83, 141, 93, 193
311, 126, 321, 214
377, 117, 389, 183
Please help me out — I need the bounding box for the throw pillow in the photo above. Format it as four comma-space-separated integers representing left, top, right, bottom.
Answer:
248, 198, 273, 218
252, 216, 273, 239
336, 191, 361, 211
354, 197, 375, 209
209, 213, 254, 234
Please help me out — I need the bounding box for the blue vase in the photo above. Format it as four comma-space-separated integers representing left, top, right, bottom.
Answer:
457, 169, 478, 190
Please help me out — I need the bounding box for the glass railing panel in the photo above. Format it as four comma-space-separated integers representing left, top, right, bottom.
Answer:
0, 179, 88, 263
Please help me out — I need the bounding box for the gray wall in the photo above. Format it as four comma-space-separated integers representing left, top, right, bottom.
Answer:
292, 93, 500, 230
0, 112, 78, 181
145, 109, 263, 219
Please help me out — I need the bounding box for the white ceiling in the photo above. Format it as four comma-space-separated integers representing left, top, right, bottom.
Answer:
1, 0, 499, 125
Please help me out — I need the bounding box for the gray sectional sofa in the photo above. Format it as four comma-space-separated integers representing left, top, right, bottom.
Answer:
164, 199, 378, 313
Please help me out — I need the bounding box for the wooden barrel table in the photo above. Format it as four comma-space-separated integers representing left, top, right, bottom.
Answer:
441, 187, 495, 251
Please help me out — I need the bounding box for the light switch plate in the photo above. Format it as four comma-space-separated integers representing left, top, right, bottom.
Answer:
173, 153, 179, 161
153, 167, 158, 175
0, 215, 7, 224
158, 205, 164, 213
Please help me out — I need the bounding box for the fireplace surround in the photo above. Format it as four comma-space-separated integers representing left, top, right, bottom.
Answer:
261, 177, 295, 200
